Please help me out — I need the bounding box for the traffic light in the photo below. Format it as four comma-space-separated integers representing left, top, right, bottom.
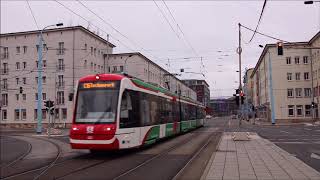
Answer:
19, 87, 23, 94
277, 42, 283, 56
44, 101, 49, 108
44, 100, 54, 108
235, 89, 240, 106
312, 102, 316, 108
241, 96, 245, 104
50, 108, 54, 115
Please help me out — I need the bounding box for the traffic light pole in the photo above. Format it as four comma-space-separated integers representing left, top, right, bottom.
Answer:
238, 23, 242, 125
36, 31, 43, 134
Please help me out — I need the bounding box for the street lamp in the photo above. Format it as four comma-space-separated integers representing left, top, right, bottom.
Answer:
304, 1, 320, 4
36, 23, 63, 134
124, 55, 133, 74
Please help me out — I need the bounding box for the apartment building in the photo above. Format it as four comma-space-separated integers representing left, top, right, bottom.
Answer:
243, 68, 254, 104
107, 52, 197, 100
310, 32, 320, 119
251, 31, 320, 123
0, 26, 114, 127
181, 79, 210, 106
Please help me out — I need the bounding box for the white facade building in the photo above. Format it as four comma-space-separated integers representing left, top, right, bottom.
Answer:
0, 26, 197, 127
251, 31, 320, 123
0, 26, 114, 127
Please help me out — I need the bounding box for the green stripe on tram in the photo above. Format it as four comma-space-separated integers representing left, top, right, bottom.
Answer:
181, 121, 191, 132
144, 126, 160, 145
165, 123, 174, 137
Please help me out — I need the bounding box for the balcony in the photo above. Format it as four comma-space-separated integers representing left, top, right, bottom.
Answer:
56, 64, 65, 72
56, 49, 65, 55
56, 81, 65, 89
1, 84, 8, 91
0, 53, 9, 59
0, 69, 9, 75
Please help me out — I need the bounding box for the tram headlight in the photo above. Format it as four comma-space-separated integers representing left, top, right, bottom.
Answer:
72, 127, 79, 131
95, 75, 100, 80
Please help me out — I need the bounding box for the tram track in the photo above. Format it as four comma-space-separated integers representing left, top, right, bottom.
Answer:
0, 137, 32, 169
112, 129, 216, 180
1, 135, 62, 180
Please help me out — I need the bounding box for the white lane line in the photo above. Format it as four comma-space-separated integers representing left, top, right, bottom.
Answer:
311, 153, 320, 160
280, 131, 290, 134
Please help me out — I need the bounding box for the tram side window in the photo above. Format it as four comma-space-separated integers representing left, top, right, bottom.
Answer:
120, 90, 140, 128
140, 92, 151, 126
149, 94, 159, 125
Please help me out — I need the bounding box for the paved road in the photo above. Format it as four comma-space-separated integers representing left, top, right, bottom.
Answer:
220, 117, 320, 172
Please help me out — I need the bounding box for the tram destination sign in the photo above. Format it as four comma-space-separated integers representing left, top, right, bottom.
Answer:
79, 81, 119, 90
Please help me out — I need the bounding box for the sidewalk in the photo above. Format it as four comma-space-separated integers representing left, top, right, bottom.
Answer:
202, 132, 320, 180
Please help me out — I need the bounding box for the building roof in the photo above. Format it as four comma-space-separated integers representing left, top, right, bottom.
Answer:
0, 26, 116, 48
107, 52, 191, 88
181, 79, 210, 87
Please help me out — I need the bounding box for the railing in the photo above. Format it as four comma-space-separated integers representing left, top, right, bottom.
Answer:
0, 53, 9, 59
56, 49, 65, 55
56, 64, 65, 71
56, 81, 65, 89
0, 69, 9, 75
0, 84, 8, 91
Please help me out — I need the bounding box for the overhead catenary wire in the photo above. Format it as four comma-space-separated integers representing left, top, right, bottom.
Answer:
26, 0, 39, 30
240, 24, 290, 43
248, 0, 267, 43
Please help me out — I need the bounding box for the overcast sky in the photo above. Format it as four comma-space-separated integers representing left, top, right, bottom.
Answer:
1, 0, 319, 98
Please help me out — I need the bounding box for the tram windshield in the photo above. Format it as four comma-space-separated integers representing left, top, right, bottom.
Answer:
75, 81, 120, 124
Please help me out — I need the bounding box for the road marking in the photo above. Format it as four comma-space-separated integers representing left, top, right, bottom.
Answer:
280, 131, 290, 134
304, 128, 312, 131
311, 153, 320, 160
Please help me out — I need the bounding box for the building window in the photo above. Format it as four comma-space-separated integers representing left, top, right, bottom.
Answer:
295, 72, 300, 80
120, 66, 124, 72
55, 108, 59, 119
23, 46, 27, 54
304, 72, 309, 80
23, 77, 26, 84
94, 48, 96, 56
57, 91, 65, 105
84, 43, 87, 51
2, 79, 8, 90
294, 56, 300, 64
16, 78, 19, 85
287, 89, 294, 98
58, 42, 65, 55
23, 94, 26, 101
108, 67, 111, 73
2, 110, 7, 120
43, 93, 46, 101
287, 73, 292, 81
304, 88, 311, 97
22, 109, 27, 120
15, 109, 20, 120
286, 57, 291, 64
296, 105, 303, 116
43, 44, 47, 51
16, 62, 20, 70
303, 56, 308, 64
113, 66, 117, 72
84, 60, 87, 68
295, 88, 302, 98
62, 108, 67, 119
288, 105, 294, 117
3, 47, 9, 59
305, 105, 312, 117
34, 109, 37, 120
23, 62, 27, 69
58, 75, 64, 87
58, 59, 64, 71
35, 93, 38, 100
42, 109, 47, 119
43, 60, 47, 68
1, 94, 8, 106
16, 46, 20, 54
36, 61, 38, 68
16, 94, 19, 101
42, 76, 46, 84
91, 47, 93, 55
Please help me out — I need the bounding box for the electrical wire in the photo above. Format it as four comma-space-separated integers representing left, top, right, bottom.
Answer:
26, 0, 39, 30
240, 24, 289, 43
248, 0, 267, 43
